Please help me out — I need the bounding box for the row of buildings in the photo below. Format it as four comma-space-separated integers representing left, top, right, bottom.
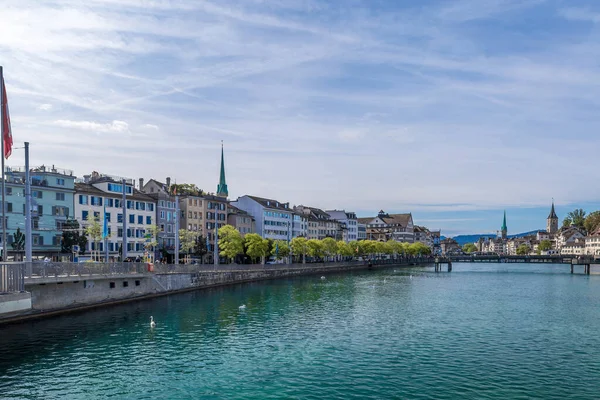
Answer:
0, 147, 441, 261
441, 203, 600, 257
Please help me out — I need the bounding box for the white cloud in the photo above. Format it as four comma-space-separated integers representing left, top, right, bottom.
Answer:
37, 103, 52, 110
141, 124, 159, 130
53, 119, 130, 133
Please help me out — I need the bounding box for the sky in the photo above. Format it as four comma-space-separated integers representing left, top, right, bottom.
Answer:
1, 0, 600, 236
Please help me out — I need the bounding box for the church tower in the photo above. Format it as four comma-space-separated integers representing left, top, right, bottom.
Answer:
216, 141, 228, 198
547, 200, 558, 234
501, 210, 507, 240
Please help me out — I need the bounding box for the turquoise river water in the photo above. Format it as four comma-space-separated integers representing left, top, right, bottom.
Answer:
1, 263, 600, 399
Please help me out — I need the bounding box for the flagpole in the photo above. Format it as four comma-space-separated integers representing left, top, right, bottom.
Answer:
0, 66, 6, 261
103, 204, 109, 262
214, 223, 219, 267
122, 178, 127, 261
174, 194, 179, 265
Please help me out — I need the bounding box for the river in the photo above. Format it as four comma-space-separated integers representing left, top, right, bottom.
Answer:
1, 263, 599, 399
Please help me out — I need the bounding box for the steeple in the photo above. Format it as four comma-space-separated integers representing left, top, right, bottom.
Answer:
501, 210, 507, 239
216, 141, 228, 198
548, 200, 557, 219
547, 199, 558, 234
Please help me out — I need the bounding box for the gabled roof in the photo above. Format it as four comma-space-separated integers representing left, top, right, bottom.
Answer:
376, 213, 413, 227
75, 182, 155, 201
247, 195, 291, 211
357, 217, 373, 225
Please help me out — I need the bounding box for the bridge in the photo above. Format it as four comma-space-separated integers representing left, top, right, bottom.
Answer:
434, 255, 598, 274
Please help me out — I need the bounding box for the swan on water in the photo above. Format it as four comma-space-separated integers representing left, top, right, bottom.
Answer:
410, 275, 413, 279
239, 304, 247, 310
320, 276, 326, 280
150, 316, 156, 328
384, 278, 387, 283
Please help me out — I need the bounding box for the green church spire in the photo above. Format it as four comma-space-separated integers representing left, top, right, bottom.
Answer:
216, 141, 228, 198
502, 210, 507, 231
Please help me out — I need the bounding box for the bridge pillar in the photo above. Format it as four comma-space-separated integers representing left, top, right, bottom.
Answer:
570, 263, 574, 274
447, 262, 452, 272
586, 264, 591, 275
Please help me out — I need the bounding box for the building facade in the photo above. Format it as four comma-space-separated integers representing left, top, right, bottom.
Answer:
295, 205, 339, 240
2, 165, 75, 259
359, 210, 414, 243
141, 178, 177, 261
178, 194, 228, 252
357, 223, 367, 241
547, 201, 558, 234
75, 173, 156, 260
326, 210, 358, 242
227, 205, 255, 237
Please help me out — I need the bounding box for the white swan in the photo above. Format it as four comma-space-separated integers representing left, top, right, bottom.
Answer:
239, 304, 246, 310
150, 316, 156, 328
320, 276, 326, 280
410, 275, 413, 279
384, 278, 387, 283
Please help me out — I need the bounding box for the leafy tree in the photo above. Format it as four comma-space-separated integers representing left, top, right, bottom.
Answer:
179, 229, 197, 255
290, 237, 308, 263
348, 241, 362, 256
194, 234, 208, 258
218, 225, 244, 263
463, 243, 478, 253
321, 237, 338, 261
170, 183, 204, 197
539, 239, 553, 252
337, 241, 353, 257
409, 242, 431, 256
584, 211, 600, 234
244, 233, 269, 263
307, 239, 324, 259
144, 225, 160, 261
516, 244, 530, 255
271, 240, 290, 261
61, 219, 87, 254
11, 228, 25, 260
563, 209, 586, 229
85, 213, 103, 261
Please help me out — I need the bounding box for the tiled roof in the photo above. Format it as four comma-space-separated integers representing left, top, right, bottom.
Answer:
75, 182, 155, 202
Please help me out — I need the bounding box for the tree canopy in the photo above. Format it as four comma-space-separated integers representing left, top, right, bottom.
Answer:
271, 240, 290, 260
562, 209, 586, 229
584, 211, 600, 234
244, 233, 269, 263
219, 225, 244, 262
61, 219, 87, 254
516, 244, 530, 255
539, 239, 553, 251
463, 243, 478, 253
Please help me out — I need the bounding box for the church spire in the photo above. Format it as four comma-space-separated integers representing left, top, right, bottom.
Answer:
216, 141, 228, 198
501, 210, 507, 239
548, 199, 557, 219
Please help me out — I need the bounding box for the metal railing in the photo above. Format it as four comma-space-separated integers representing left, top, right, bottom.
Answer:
1, 263, 25, 293
26, 262, 148, 279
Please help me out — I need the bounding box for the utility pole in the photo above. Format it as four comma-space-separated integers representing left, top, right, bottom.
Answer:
122, 179, 127, 261
24, 142, 32, 274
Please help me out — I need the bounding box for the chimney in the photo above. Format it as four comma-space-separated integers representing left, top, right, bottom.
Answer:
139, 178, 144, 190
166, 177, 171, 190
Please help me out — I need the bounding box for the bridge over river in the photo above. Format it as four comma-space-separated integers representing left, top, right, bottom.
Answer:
435, 255, 598, 274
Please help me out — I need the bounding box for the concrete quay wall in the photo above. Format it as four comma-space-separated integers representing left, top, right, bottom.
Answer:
2, 261, 412, 324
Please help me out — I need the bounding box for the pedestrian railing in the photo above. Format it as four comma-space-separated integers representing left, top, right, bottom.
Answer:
0, 262, 25, 293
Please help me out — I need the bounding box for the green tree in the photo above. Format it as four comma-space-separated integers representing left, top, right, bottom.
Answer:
194, 234, 208, 258
516, 244, 530, 255
539, 239, 553, 252
85, 213, 103, 261
409, 242, 431, 256
348, 241, 362, 256
218, 225, 244, 263
11, 228, 25, 260
321, 237, 338, 261
291, 237, 308, 263
179, 229, 197, 258
307, 239, 324, 259
271, 240, 290, 261
563, 209, 586, 229
463, 243, 478, 253
245, 233, 269, 263
144, 225, 160, 261
170, 183, 204, 196
584, 211, 600, 234
337, 241, 353, 258
61, 219, 87, 254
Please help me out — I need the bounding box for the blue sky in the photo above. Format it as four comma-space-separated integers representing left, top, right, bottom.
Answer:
1, 0, 600, 236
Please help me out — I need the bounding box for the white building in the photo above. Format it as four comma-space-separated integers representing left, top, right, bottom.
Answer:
585, 228, 600, 257
555, 226, 586, 250
231, 195, 306, 241
357, 222, 367, 241
560, 239, 586, 256
75, 173, 156, 260
326, 210, 358, 242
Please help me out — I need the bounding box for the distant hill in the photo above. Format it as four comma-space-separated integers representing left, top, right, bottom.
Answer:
451, 230, 544, 246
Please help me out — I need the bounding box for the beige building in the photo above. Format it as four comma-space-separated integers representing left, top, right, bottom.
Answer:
585, 228, 600, 256
228, 205, 255, 237
555, 226, 585, 249
359, 210, 414, 243
295, 205, 340, 240
561, 238, 586, 255
179, 193, 228, 253
414, 226, 432, 247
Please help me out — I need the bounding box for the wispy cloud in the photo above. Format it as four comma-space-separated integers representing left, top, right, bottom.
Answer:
53, 119, 130, 133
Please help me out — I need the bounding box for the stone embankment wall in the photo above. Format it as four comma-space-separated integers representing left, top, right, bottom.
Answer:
2, 261, 415, 324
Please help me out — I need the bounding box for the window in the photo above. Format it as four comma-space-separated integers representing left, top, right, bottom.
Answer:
6, 187, 12, 196
7, 203, 12, 212
118, 228, 123, 238
106, 198, 114, 207
138, 215, 143, 224
90, 196, 102, 206
56, 178, 65, 186
32, 190, 43, 199
56, 192, 65, 201
115, 199, 121, 208
148, 203, 154, 212
105, 212, 111, 222
188, 211, 192, 219
160, 211, 165, 219
82, 210, 89, 220
146, 216, 152, 225
52, 235, 62, 246
160, 224, 165, 232
37, 205, 43, 215
117, 213, 123, 223
79, 195, 88, 205
167, 224, 172, 233
56, 220, 65, 230
33, 235, 42, 245
127, 200, 133, 209
167, 212, 171, 222
129, 214, 135, 224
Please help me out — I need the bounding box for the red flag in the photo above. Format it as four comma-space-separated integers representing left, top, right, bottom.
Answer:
1, 77, 13, 159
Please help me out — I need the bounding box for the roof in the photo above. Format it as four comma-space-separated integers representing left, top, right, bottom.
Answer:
548, 202, 558, 219
366, 213, 412, 227
75, 182, 155, 202
247, 195, 291, 211
357, 217, 373, 225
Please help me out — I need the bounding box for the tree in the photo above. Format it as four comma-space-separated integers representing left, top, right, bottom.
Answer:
219, 225, 244, 262
307, 239, 324, 259
61, 219, 87, 254
11, 228, 25, 260
170, 183, 204, 197
516, 244, 530, 255
321, 237, 338, 261
271, 240, 290, 261
194, 234, 208, 258
290, 237, 308, 263
539, 239, 553, 252
463, 243, 478, 253
563, 209, 586, 229
179, 229, 197, 257
409, 242, 431, 256
584, 211, 600, 234
245, 233, 269, 263
144, 225, 160, 261
85, 213, 103, 261
337, 241, 353, 258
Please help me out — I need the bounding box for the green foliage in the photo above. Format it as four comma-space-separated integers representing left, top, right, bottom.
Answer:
244, 233, 269, 263
409, 242, 431, 256
218, 225, 244, 262
61, 219, 87, 254
170, 183, 204, 197
179, 229, 197, 254
539, 239, 553, 251
321, 237, 338, 259
11, 228, 25, 252
85, 213, 103, 244
516, 244, 530, 255
563, 209, 586, 229
194, 234, 208, 257
144, 225, 160, 251
290, 237, 308, 262
463, 243, 478, 253
337, 241, 353, 257
584, 211, 600, 234
271, 240, 290, 260
306, 239, 324, 258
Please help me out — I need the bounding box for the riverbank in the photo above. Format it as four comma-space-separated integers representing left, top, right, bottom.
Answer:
0, 259, 425, 325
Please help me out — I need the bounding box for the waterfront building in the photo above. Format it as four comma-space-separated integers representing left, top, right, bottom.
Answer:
560, 238, 586, 256
414, 226, 433, 247
294, 205, 339, 240
75, 172, 156, 260
141, 177, 177, 261
506, 237, 533, 255
359, 210, 414, 243
357, 222, 367, 241
440, 238, 460, 255
430, 230, 441, 254
537, 231, 551, 242
555, 226, 585, 250
2, 165, 75, 259
585, 228, 600, 256
231, 195, 306, 241
178, 193, 228, 254
547, 201, 559, 234
227, 205, 255, 237
326, 210, 358, 242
